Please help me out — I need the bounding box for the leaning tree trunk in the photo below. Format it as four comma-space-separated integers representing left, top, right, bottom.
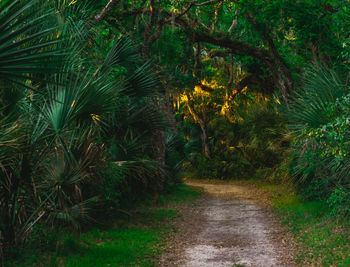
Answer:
185, 90, 210, 157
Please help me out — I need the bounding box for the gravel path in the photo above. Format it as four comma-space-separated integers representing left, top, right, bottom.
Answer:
160, 180, 294, 267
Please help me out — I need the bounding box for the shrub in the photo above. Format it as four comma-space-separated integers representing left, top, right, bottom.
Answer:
327, 186, 350, 218
288, 65, 350, 214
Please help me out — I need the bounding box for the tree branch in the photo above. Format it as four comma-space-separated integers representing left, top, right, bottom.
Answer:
170, 0, 224, 21
193, 31, 271, 63
175, 1, 196, 19
195, 0, 224, 7
95, 0, 120, 21
228, 16, 238, 33
245, 11, 293, 97
208, 49, 231, 58
196, 82, 214, 92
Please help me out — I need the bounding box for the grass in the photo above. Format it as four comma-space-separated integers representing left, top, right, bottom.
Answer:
12, 177, 350, 266
238, 178, 350, 266
6, 183, 201, 267
158, 183, 202, 204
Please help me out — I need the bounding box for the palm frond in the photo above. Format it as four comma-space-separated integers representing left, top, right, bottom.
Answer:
289, 64, 346, 130
100, 37, 140, 74
0, 0, 65, 87
123, 61, 160, 97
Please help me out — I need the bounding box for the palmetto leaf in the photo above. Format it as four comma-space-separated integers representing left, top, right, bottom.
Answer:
114, 159, 165, 186
124, 61, 160, 97
288, 65, 349, 187
0, 117, 23, 166
57, 0, 93, 39
0, 0, 65, 87
288, 64, 345, 131
100, 37, 140, 74
47, 196, 99, 229
133, 102, 167, 131
166, 133, 186, 172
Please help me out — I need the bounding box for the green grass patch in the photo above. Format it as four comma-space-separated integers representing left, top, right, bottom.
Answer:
240, 179, 350, 266
158, 183, 202, 204
55, 228, 161, 267
6, 183, 201, 267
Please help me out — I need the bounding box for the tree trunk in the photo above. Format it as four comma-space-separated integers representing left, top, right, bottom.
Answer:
245, 11, 294, 101
185, 90, 210, 157
152, 98, 166, 204
164, 91, 178, 134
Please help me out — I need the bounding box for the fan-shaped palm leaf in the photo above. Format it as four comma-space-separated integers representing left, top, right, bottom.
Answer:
288, 64, 345, 130
0, 0, 65, 87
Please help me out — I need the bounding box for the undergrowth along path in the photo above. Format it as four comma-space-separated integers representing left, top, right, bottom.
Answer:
161, 180, 294, 267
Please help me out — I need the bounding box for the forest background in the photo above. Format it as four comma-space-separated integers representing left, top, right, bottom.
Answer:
1, 0, 350, 265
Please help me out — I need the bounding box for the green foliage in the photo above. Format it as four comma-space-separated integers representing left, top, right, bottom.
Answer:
262, 181, 350, 266
98, 163, 124, 208
186, 153, 252, 180
0, 1, 181, 260
26, 223, 59, 252
237, 178, 350, 266
5, 184, 200, 267
327, 186, 350, 218
183, 87, 289, 180
158, 183, 202, 204
288, 65, 350, 217
0, 0, 64, 86
3, 0, 350, 263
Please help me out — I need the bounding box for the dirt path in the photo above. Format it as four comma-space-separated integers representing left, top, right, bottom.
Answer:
160, 180, 294, 267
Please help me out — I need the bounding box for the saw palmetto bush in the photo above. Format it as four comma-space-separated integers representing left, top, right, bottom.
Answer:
288, 65, 350, 214
0, 0, 67, 255
0, 0, 171, 259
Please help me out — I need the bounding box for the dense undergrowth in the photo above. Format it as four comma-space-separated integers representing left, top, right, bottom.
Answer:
182, 87, 290, 180
0, 1, 184, 262
5, 184, 201, 267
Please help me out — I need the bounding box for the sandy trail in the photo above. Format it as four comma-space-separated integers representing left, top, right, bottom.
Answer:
160, 180, 294, 267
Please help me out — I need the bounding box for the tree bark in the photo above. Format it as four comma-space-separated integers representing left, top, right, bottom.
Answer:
245, 11, 293, 100
95, 0, 120, 21
164, 91, 178, 134
185, 90, 210, 157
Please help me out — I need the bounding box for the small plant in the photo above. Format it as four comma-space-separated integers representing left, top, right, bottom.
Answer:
327, 186, 350, 218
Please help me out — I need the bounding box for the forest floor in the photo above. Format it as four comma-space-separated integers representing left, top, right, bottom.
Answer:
9, 179, 350, 266
160, 179, 295, 267
5, 184, 201, 267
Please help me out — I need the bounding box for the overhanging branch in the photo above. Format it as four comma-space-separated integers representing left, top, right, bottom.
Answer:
95, 0, 120, 21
